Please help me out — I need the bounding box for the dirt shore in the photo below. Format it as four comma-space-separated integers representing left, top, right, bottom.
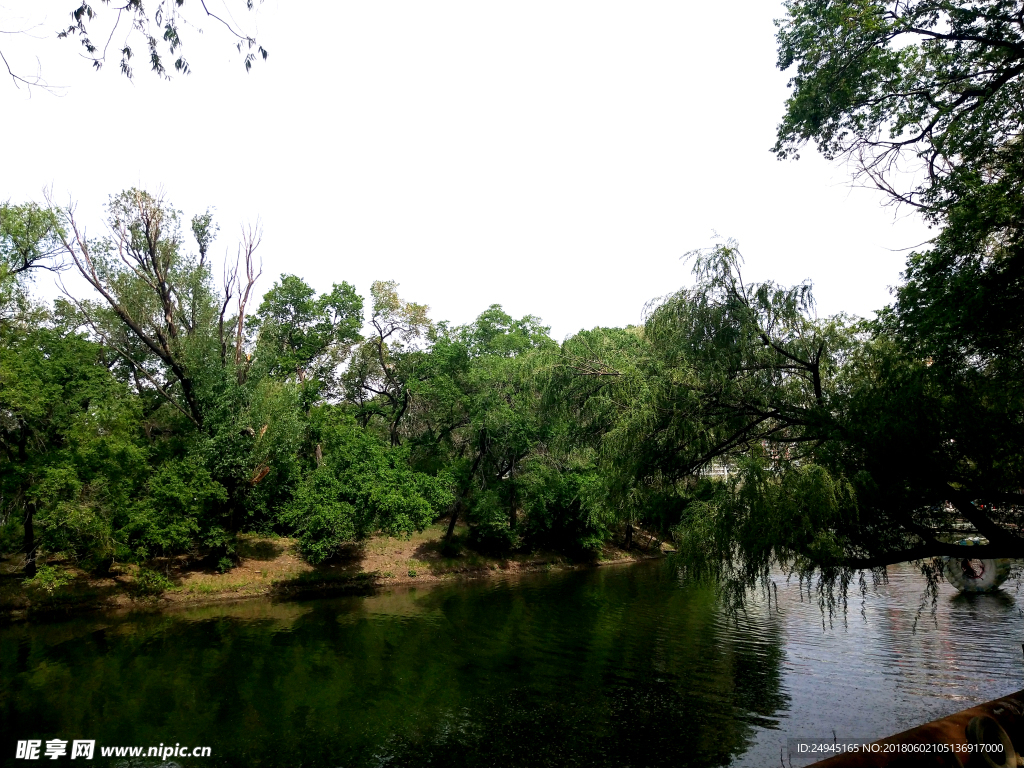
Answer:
0, 522, 668, 622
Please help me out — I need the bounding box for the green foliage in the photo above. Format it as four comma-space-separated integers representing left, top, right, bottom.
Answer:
285, 410, 453, 563
14, 166, 1014, 613
54, 1, 267, 81
513, 454, 618, 553
1, 188, 646, 581
252, 274, 363, 401
775, 0, 1024, 439
0, 202, 62, 328
132, 455, 227, 557
764, 1, 1024, 607
133, 567, 173, 596
775, 0, 1024, 218
23, 564, 73, 594
409, 305, 565, 549
0, 202, 63, 281
673, 460, 859, 605
0, 322, 150, 569
342, 280, 433, 445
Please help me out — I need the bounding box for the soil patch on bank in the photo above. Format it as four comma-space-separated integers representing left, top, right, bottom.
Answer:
0, 521, 668, 622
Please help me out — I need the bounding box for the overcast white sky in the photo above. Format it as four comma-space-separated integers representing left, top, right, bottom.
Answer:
1, 0, 931, 340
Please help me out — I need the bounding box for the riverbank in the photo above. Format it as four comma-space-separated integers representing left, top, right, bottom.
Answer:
0, 521, 668, 622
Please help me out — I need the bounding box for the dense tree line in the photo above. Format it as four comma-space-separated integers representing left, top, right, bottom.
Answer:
3, 0, 1022, 604
0, 190, 642, 577
2, 167, 1022, 600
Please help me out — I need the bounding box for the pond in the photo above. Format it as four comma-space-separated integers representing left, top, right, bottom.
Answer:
1, 560, 1023, 767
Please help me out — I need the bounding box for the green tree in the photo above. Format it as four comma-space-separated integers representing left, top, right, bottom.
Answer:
48, 189, 306, 555
775, 0, 1024, 219
549, 324, 672, 549
0, 324, 146, 575
251, 274, 363, 403
0, 202, 64, 326
343, 281, 431, 445
768, 0, 1024, 597
775, 0, 1024, 374
284, 408, 453, 563
609, 243, 1024, 603
412, 305, 557, 548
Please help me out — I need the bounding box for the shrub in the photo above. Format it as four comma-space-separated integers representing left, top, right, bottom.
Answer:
24, 564, 73, 594
133, 567, 172, 595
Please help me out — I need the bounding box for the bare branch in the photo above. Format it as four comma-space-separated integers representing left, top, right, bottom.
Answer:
232, 221, 263, 375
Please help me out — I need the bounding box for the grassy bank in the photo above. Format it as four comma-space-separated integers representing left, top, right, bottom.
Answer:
0, 522, 668, 621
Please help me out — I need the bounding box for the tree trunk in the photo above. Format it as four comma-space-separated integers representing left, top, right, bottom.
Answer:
624, 523, 633, 551
23, 504, 36, 577
446, 450, 484, 543
509, 482, 517, 531
445, 503, 460, 542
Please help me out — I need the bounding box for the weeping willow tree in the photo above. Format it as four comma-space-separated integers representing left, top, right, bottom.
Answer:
557, 241, 1024, 607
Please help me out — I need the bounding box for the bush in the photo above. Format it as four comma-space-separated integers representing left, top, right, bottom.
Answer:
285, 411, 453, 563
133, 567, 173, 595
23, 564, 73, 594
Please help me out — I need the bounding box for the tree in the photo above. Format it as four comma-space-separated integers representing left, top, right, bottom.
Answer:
343, 281, 431, 446
0, 323, 146, 575
765, 0, 1019, 598
0, 202, 64, 279
46, 188, 309, 554
551, 324, 683, 549
251, 274, 363, 403
623, 243, 1024, 603
284, 408, 453, 563
0, 202, 65, 325
775, 0, 1024, 217
775, 0, 1024, 372
410, 305, 559, 548
1, 0, 267, 88
51, 188, 261, 429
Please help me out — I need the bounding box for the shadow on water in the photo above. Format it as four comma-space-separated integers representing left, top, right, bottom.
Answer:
949, 589, 1019, 610
0, 561, 787, 768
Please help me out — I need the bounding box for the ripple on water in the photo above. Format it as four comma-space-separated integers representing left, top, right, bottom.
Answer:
2, 560, 1024, 768
733, 563, 1024, 766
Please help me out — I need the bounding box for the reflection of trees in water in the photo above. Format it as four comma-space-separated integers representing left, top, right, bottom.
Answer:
0, 563, 788, 768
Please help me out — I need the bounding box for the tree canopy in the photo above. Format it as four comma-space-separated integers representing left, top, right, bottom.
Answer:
632, 0, 1024, 601
775, 0, 1024, 375
0, 189, 649, 579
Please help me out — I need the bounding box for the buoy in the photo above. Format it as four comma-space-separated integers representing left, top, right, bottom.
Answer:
965, 715, 1016, 768
942, 537, 1012, 593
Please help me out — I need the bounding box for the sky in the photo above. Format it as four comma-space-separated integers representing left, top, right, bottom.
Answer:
0, 0, 932, 341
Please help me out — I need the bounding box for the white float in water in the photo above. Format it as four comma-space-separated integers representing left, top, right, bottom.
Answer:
942, 537, 1012, 593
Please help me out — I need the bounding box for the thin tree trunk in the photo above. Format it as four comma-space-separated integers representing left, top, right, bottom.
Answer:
509, 479, 517, 531
446, 449, 485, 543
23, 504, 36, 577
445, 503, 461, 542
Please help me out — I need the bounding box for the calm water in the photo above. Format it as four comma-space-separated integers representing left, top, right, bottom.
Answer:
1, 560, 1022, 768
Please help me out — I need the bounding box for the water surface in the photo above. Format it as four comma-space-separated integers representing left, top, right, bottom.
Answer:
1, 560, 1022, 767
